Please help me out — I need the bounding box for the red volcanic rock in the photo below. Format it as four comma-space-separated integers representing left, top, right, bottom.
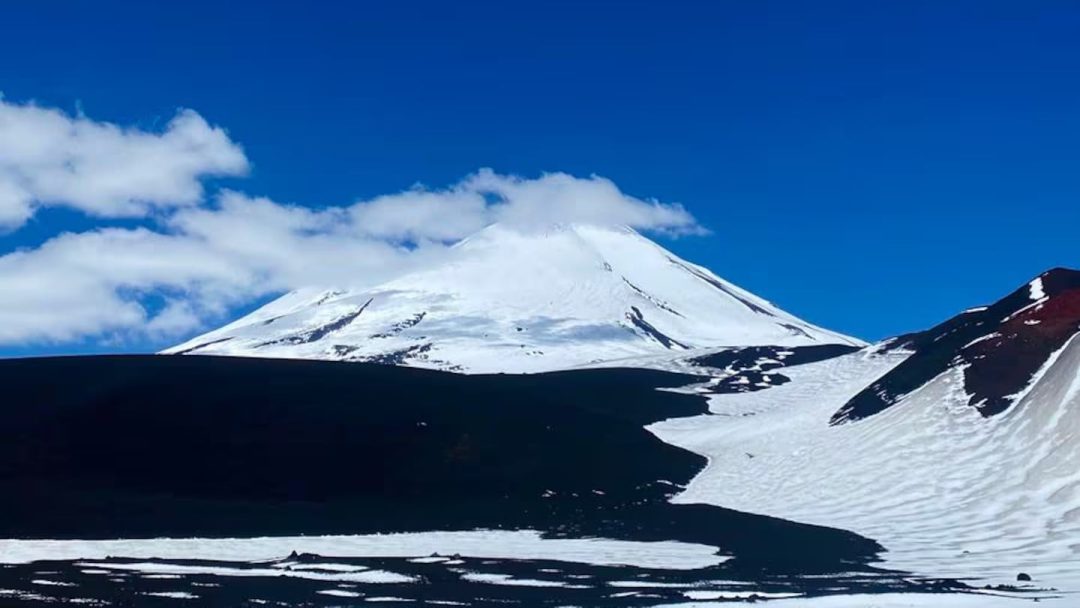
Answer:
833, 268, 1080, 424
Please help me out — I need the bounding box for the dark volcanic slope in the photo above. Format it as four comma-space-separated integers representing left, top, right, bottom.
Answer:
691, 344, 861, 394
833, 267, 1080, 424
0, 355, 880, 576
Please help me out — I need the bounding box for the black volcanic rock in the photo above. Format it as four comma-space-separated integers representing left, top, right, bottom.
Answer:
691, 344, 861, 394
832, 268, 1080, 424
0, 355, 884, 576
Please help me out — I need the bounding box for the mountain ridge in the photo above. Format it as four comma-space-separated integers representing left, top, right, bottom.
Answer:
833, 266, 1080, 423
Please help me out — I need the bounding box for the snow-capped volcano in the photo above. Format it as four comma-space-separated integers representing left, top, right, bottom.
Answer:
166, 223, 861, 372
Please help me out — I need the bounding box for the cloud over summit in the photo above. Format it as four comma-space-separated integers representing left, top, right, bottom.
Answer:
347, 169, 703, 242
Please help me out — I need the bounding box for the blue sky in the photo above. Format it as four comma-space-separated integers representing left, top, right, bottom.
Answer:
1, 0, 1079, 355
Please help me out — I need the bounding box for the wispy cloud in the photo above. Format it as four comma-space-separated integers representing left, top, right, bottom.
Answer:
0, 98, 703, 347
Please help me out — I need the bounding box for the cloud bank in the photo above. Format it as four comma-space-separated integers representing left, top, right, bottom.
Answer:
0, 98, 702, 347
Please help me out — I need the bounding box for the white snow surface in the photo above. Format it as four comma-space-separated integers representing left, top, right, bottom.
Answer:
165, 224, 861, 372
458, 572, 588, 588
651, 592, 1061, 607
650, 336, 1080, 592
317, 589, 363, 598
0, 530, 726, 570
80, 562, 415, 584
141, 591, 199, 599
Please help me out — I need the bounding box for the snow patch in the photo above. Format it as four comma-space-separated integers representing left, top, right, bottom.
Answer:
0, 530, 727, 570
142, 591, 199, 599
961, 332, 999, 349
78, 561, 415, 584
682, 589, 803, 600
460, 572, 588, 588
317, 589, 363, 597
31, 579, 76, 587
653, 592, 1061, 607
1030, 277, 1046, 301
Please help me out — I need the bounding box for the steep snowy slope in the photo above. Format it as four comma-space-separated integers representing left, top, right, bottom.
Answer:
651, 268, 1080, 591
166, 224, 861, 372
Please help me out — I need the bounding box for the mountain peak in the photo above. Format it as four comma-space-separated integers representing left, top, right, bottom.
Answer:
1038, 265, 1080, 280
454, 222, 645, 248
833, 267, 1080, 424
166, 225, 862, 372
1028, 266, 1080, 305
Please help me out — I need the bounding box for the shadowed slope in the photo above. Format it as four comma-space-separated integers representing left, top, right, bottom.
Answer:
0, 354, 879, 575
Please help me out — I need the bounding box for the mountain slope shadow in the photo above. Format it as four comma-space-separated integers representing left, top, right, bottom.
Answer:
1, 355, 880, 577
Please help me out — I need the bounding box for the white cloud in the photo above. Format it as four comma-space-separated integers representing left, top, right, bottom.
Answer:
348, 186, 489, 242
0, 100, 703, 347
469, 169, 704, 237
0, 203, 421, 345
347, 168, 704, 241
0, 97, 248, 228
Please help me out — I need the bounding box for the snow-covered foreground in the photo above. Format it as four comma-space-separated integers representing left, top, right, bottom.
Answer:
0, 530, 727, 570
650, 339, 1080, 596
653, 591, 1045, 607
0, 529, 968, 606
